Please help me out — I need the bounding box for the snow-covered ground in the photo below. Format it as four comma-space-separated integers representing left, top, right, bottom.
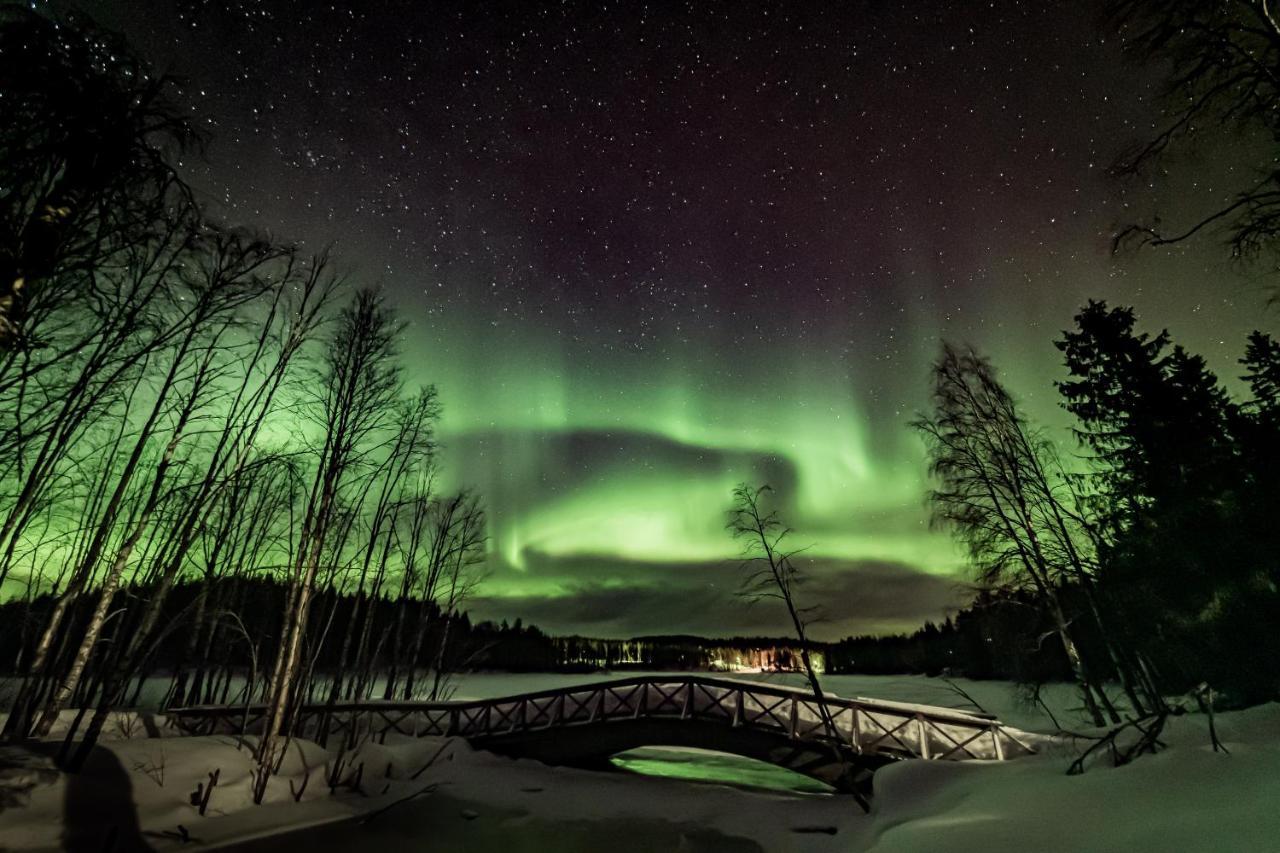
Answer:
0, 680, 1276, 852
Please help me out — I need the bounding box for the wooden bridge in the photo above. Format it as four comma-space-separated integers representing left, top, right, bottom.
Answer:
169, 675, 1038, 794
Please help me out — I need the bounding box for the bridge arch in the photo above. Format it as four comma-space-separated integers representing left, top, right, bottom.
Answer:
471, 714, 888, 792
170, 675, 1038, 797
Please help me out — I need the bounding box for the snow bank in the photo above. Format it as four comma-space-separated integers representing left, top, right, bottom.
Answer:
866, 703, 1280, 853
0, 702, 1276, 852
0, 730, 459, 852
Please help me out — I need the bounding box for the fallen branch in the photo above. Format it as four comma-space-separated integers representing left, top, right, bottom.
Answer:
409, 739, 454, 781
359, 739, 457, 825
1067, 712, 1167, 775
941, 678, 989, 716
359, 781, 440, 825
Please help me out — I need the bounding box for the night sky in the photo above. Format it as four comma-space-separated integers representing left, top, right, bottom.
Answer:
63, 0, 1267, 639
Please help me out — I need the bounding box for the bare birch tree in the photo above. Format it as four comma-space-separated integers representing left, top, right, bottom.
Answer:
426, 492, 487, 701
254, 288, 401, 800
728, 483, 870, 807
913, 342, 1117, 727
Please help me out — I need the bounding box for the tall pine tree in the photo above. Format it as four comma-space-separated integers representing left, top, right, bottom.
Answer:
1058, 302, 1279, 703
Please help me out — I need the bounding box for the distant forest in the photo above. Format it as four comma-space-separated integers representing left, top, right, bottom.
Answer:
0, 576, 1098, 698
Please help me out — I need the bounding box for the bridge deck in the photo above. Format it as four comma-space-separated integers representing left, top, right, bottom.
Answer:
169, 674, 1038, 768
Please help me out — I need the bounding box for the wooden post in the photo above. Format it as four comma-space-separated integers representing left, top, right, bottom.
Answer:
590, 689, 604, 723
991, 725, 1005, 760
789, 699, 799, 739
916, 716, 930, 759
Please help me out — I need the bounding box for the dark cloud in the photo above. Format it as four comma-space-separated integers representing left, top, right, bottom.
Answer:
444, 427, 798, 497
466, 551, 966, 640
434, 429, 961, 640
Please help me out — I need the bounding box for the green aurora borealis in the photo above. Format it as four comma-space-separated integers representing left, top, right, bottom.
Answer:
412, 236, 1263, 639
83, 0, 1273, 639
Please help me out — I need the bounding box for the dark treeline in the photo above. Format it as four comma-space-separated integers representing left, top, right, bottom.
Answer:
549, 634, 825, 673
0, 571, 1117, 687
828, 592, 1072, 682
0, 579, 494, 708
0, 581, 832, 686
470, 595, 1096, 685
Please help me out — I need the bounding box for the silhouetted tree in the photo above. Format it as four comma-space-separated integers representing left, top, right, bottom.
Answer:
1105, 1, 1280, 270
328, 387, 439, 707
914, 342, 1118, 725
0, 8, 197, 349
1058, 301, 1280, 703
59, 248, 341, 767
727, 483, 869, 808
426, 491, 488, 700
255, 289, 402, 799
0, 12, 499, 782
1242, 330, 1280, 413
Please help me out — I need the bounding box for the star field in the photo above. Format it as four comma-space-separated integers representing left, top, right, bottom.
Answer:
64, 0, 1268, 637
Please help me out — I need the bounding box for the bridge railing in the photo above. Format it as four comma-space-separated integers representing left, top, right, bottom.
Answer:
169, 674, 1037, 762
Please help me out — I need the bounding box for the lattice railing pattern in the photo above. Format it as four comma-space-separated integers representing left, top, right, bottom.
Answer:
169, 675, 1037, 762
